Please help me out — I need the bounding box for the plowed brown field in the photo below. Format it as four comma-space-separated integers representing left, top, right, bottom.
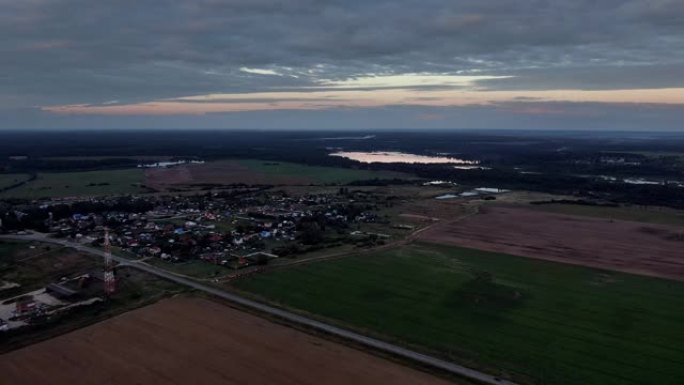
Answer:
0, 297, 456, 385
418, 205, 684, 280
144, 160, 309, 190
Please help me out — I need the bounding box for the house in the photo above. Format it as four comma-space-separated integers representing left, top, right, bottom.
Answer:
45, 283, 78, 299
14, 296, 37, 316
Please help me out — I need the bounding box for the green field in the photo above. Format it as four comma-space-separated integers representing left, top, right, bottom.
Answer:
145, 258, 231, 279
0, 169, 145, 199
528, 203, 684, 227
605, 150, 684, 158
0, 174, 32, 190
237, 159, 413, 184
234, 243, 684, 385
0, 241, 96, 294
603, 151, 684, 166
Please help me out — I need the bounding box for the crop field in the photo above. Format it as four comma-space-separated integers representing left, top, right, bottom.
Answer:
144, 159, 412, 190
145, 258, 231, 279
0, 174, 32, 190
605, 150, 684, 159
234, 243, 684, 385
0, 297, 456, 385
237, 159, 411, 184
525, 202, 684, 227
0, 169, 145, 199
417, 205, 684, 280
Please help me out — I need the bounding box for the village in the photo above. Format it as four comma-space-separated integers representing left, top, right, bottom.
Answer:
0, 188, 403, 334
2, 188, 392, 274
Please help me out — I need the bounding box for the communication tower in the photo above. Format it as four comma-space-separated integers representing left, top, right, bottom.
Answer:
103, 228, 116, 296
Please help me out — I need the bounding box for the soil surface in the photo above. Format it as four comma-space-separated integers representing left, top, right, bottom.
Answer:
417, 205, 684, 280
0, 297, 456, 385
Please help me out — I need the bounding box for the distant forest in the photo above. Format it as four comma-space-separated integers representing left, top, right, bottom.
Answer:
1, 130, 684, 208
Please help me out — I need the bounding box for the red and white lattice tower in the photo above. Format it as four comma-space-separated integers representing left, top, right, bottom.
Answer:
103, 228, 116, 296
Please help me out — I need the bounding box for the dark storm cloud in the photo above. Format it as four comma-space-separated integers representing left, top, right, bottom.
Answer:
1, 0, 683, 128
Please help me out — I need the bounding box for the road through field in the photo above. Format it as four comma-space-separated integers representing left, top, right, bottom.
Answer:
1, 297, 460, 385
0, 233, 517, 385
266, 202, 480, 271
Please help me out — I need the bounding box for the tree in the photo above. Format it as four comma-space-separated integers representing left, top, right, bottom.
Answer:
299, 222, 324, 245
254, 253, 270, 266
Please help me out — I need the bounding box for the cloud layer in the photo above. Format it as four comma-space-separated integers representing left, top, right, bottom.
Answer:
2, 0, 684, 129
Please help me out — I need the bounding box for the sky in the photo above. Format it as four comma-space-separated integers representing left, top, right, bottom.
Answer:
2, 0, 684, 131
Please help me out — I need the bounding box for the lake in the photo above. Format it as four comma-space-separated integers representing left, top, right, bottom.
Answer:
330, 151, 477, 164
137, 160, 204, 168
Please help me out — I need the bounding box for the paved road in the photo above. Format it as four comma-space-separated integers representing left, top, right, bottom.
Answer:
1, 233, 518, 385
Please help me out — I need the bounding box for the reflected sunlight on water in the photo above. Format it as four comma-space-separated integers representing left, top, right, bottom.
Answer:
330, 151, 477, 164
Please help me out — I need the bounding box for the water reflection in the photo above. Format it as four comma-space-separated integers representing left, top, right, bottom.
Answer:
138, 160, 204, 168
330, 151, 477, 164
